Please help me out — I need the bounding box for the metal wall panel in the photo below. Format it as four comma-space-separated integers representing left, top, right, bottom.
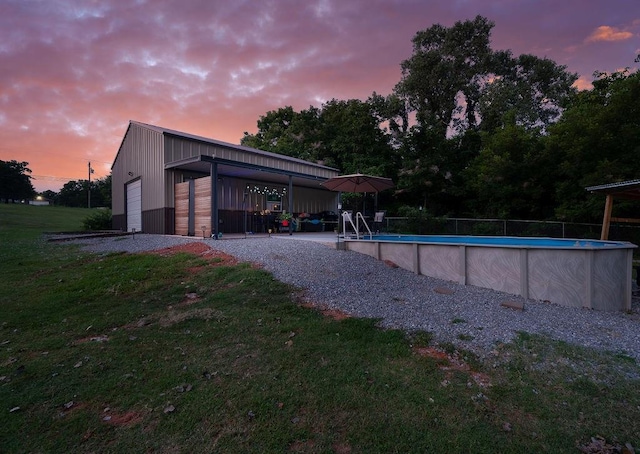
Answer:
163, 135, 337, 179
141, 208, 172, 234
112, 123, 165, 218
291, 186, 338, 214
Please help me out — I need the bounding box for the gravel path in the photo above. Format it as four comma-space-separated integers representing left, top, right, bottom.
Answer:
68, 233, 640, 361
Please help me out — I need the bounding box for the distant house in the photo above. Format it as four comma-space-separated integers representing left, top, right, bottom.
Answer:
29, 199, 50, 206
111, 121, 339, 236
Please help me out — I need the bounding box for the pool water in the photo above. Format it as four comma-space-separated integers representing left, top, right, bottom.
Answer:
368, 235, 628, 249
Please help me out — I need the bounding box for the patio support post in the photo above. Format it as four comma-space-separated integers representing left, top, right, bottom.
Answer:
601, 194, 613, 240
211, 161, 219, 239
188, 179, 195, 236
288, 175, 293, 235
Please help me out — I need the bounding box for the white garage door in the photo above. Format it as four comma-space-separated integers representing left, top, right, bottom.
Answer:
126, 180, 142, 232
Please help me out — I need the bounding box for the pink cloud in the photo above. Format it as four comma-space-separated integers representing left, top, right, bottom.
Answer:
0, 0, 637, 192
573, 76, 593, 91
586, 25, 634, 42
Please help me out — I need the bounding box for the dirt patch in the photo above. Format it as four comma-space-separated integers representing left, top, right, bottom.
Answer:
59, 401, 88, 417
332, 443, 353, 454
414, 346, 491, 388
320, 308, 351, 321
159, 308, 225, 327
299, 302, 351, 321
176, 292, 202, 307
102, 410, 144, 427
289, 439, 316, 452
146, 242, 238, 266
72, 335, 109, 345
414, 346, 449, 362
124, 308, 225, 329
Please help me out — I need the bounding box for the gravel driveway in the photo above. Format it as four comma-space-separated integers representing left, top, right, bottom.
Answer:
68, 233, 640, 362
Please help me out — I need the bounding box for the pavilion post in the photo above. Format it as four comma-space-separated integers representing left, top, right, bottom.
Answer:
601, 194, 613, 240
288, 175, 293, 235
211, 162, 219, 239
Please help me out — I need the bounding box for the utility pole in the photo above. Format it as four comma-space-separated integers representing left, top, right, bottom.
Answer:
88, 161, 94, 208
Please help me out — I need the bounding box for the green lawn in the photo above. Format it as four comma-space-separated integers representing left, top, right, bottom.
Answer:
1, 204, 639, 452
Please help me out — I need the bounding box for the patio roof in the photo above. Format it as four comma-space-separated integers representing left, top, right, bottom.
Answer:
586, 179, 640, 200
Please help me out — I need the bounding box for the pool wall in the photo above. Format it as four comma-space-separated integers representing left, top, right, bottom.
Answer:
344, 237, 635, 311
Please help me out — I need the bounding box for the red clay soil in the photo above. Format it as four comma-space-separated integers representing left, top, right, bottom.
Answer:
146, 242, 238, 266
413, 346, 492, 388
299, 302, 351, 321
102, 410, 144, 427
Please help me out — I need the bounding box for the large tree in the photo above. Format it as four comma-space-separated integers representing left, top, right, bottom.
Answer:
242, 99, 397, 177
395, 15, 495, 138
393, 16, 577, 216
241, 106, 323, 162
463, 114, 553, 219
547, 68, 640, 221
316, 98, 396, 175
0, 160, 35, 202
395, 16, 577, 137
478, 53, 578, 133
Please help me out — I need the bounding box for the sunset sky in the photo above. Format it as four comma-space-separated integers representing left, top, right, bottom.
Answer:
1, 0, 638, 192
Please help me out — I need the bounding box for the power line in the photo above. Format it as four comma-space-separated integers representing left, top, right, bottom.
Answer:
32, 175, 78, 181
32, 173, 109, 182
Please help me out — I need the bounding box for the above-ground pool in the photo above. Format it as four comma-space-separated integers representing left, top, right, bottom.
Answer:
344, 235, 637, 311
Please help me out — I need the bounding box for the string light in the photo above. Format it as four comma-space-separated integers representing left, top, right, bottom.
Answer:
245, 185, 287, 197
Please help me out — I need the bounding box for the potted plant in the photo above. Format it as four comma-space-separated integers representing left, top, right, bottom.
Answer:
277, 211, 293, 232
278, 212, 292, 222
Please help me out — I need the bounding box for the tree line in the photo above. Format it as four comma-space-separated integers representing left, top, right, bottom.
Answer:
0, 160, 111, 208
241, 16, 640, 223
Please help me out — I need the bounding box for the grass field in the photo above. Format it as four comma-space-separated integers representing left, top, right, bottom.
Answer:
1, 203, 639, 453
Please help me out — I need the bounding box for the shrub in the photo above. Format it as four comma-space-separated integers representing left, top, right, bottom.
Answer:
82, 209, 112, 231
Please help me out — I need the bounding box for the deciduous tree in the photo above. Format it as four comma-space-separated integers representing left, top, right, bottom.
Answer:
548, 68, 640, 221
0, 160, 35, 202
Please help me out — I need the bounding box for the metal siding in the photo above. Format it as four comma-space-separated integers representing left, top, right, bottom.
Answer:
112, 213, 125, 231
142, 208, 172, 234
164, 135, 338, 179
292, 187, 338, 213
112, 123, 165, 219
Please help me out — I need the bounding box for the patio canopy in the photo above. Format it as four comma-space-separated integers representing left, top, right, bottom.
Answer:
320, 173, 394, 193
586, 179, 640, 240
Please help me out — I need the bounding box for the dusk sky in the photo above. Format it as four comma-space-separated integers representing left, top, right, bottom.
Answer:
1, 0, 638, 192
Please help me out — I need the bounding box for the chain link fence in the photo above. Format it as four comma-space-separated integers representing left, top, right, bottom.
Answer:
381, 216, 640, 247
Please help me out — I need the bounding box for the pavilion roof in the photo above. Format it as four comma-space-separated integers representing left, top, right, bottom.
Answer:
586, 179, 640, 200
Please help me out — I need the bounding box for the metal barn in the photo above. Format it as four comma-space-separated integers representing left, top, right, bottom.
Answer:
111, 121, 340, 236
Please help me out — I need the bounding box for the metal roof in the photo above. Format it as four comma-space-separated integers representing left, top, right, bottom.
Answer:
586, 179, 640, 200
164, 155, 332, 189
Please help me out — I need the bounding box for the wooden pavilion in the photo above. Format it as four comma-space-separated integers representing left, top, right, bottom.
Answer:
586, 179, 640, 240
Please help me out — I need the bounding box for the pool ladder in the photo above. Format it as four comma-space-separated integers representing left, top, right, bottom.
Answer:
341, 211, 372, 240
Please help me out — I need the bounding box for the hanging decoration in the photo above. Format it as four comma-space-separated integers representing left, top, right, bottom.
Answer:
246, 185, 287, 197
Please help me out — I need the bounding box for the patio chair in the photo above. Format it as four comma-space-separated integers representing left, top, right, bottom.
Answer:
373, 211, 386, 233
